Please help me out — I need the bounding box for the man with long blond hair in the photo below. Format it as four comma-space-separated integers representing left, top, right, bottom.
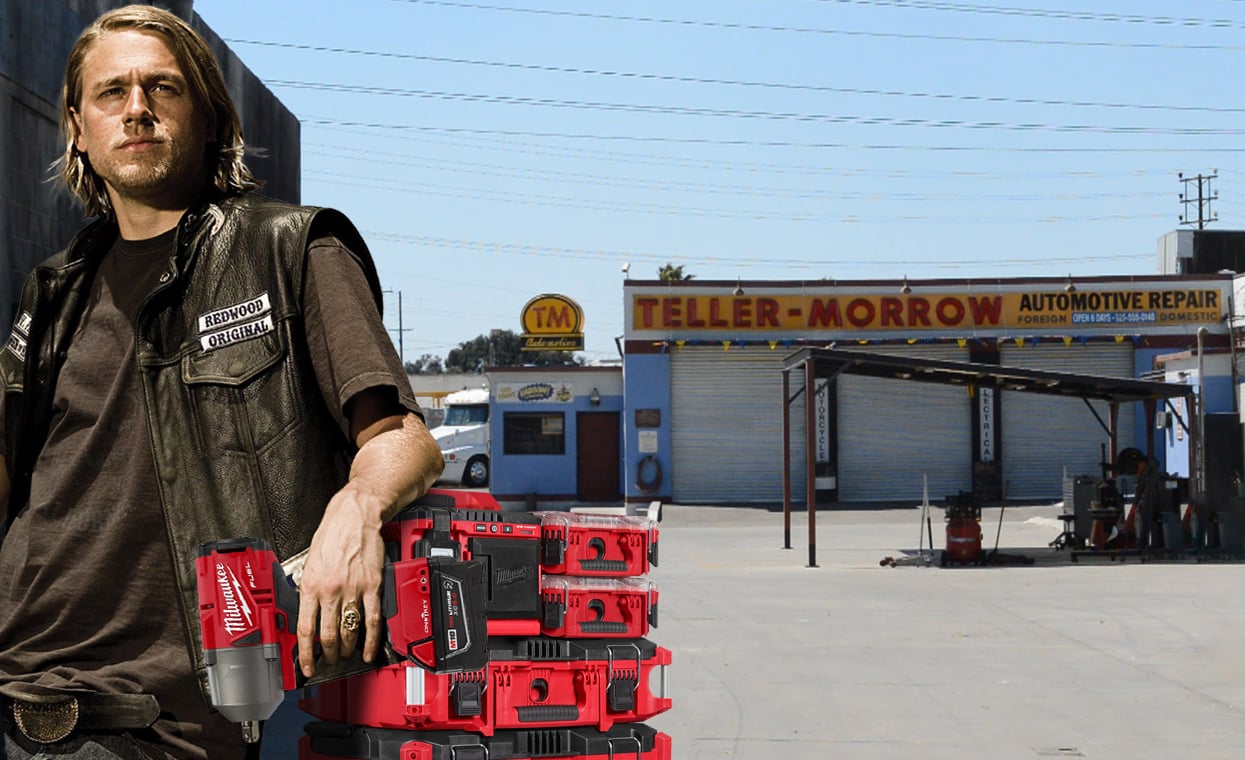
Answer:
0, 5, 443, 758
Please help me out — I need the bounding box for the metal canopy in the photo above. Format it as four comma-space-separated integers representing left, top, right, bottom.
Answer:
782, 347, 1193, 405
779, 346, 1197, 568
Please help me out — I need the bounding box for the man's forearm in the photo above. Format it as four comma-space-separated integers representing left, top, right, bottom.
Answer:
346, 412, 444, 522
295, 412, 444, 674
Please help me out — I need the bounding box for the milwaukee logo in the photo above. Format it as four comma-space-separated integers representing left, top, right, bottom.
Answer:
216, 562, 255, 636
495, 566, 533, 587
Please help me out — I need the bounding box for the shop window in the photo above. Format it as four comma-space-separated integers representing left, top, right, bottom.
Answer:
503, 412, 566, 455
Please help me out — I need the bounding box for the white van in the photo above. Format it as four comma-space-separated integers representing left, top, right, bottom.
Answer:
432, 388, 490, 487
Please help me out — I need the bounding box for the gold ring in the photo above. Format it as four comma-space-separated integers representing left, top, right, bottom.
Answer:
341, 603, 360, 633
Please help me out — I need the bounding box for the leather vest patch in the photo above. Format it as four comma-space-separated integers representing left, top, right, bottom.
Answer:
196, 292, 271, 333
196, 293, 273, 352
5, 311, 31, 360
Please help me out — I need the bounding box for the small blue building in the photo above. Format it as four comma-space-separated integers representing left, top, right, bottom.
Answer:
487, 366, 624, 510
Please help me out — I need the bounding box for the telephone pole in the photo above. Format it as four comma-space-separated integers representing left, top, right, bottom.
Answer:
1178, 170, 1219, 230
382, 288, 411, 366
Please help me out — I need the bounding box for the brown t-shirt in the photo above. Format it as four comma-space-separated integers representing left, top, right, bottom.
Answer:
0, 232, 416, 759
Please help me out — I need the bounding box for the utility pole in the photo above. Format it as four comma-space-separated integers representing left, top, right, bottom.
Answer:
382, 288, 410, 366
489, 328, 503, 369
1179, 170, 1219, 230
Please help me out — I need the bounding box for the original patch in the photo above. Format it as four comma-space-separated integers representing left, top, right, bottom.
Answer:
199, 315, 274, 353
5, 332, 27, 361
197, 293, 271, 334
5, 311, 30, 360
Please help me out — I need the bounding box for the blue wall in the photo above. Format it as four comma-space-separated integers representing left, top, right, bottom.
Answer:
1160, 374, 1235, 479
490, 389, 624, 501
622, 352, 673, 503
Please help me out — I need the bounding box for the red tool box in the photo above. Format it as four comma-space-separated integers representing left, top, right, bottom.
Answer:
301, 638, 671, 736
382, 506, 658, 578
538, 512, 658, 578
299, 722, 672, 760
381, 506, 658, 639
536, 576, 656, 639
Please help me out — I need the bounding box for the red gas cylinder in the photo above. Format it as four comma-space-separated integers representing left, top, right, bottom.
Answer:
945, 518, 982, 563
943, 491, 983, 565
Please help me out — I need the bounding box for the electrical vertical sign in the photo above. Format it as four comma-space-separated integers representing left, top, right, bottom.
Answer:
814, 378, 834, 489
978, 387, 995, 463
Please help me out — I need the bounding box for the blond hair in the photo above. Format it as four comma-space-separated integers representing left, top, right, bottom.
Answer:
57, 4, 261, 217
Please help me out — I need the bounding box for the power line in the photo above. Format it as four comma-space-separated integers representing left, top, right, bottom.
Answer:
226, 39, 1245, 115
300, 118, 1245, 153
363, 231, 1153, 270
272, 80, 1245, 136
818, 0, 1242, 29
386, 0, 1245, 50
309, 169, 1172, 223
306, 124, 1180, 182
303, 144, 1169, 203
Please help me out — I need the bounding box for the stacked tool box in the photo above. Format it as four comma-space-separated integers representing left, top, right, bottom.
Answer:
299, 494, 671, 760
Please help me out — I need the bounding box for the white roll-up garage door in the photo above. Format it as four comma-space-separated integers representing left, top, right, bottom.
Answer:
999, 343, 1137, 500
836, 344, 973, 503
670, 348, 806, 503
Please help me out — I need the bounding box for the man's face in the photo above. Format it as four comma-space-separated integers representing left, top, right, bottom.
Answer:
70, 29, 212, 210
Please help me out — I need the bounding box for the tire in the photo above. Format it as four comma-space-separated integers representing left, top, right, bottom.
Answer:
463, 456, 489, 488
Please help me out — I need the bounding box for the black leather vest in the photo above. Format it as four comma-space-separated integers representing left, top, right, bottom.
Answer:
1, 193, 383, 694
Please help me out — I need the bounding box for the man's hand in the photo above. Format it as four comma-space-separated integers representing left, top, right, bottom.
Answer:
295, 389, 443, 678
295, 476, 389, 676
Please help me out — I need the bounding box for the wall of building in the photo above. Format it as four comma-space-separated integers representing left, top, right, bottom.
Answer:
621, 352, 672, 503
0, 0, 299, 335
1156, 352, 1236, 478
487, 367, 623, 508
622, 276, 1234, 504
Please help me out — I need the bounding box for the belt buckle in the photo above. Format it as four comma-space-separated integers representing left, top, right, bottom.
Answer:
11, 697, 79, 744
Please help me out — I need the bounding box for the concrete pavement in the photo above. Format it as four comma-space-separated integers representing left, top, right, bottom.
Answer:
648, 502, 1245, 759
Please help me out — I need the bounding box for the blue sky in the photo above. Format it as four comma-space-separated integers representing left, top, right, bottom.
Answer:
194, 0, 1245, 365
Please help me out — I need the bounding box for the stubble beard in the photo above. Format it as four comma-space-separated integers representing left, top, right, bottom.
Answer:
97, 138, 208, 210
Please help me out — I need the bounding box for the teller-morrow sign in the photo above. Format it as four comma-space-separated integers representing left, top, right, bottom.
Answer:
631, 289, 1222, 333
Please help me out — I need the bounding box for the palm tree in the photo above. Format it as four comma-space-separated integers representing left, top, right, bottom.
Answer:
658, 263, 694, 281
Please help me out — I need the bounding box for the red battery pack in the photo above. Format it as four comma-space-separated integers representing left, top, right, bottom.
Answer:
299, 722, 671, 760
382, 508, 658, 579
301, 638, 671, 736
383, 556, 489, 674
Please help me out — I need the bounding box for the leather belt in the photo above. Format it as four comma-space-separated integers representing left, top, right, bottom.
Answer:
3, 692, 159, 744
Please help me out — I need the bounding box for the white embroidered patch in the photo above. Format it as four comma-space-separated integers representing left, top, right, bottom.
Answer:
197, 293, 271, 334
5, 310, 31, 360
5, 332, 27, 361
199, 315, 274, 353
